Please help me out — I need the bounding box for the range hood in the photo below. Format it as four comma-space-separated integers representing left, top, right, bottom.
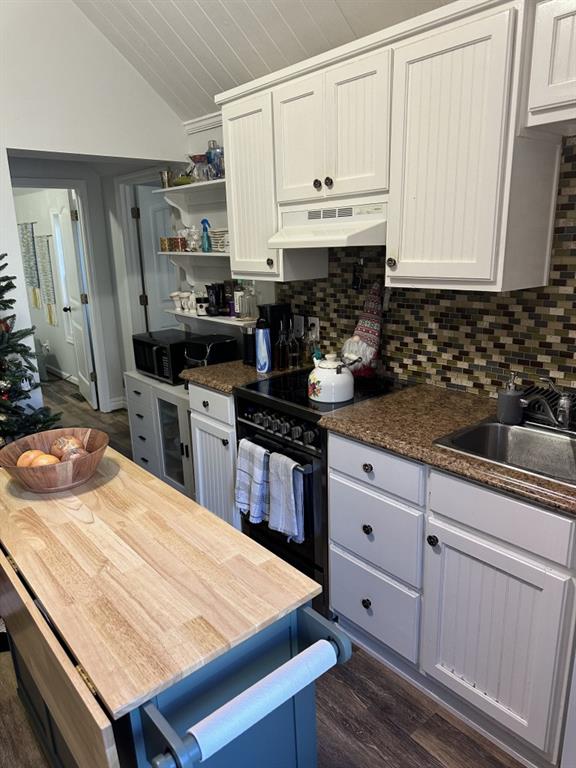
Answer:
268, 200, 387, 250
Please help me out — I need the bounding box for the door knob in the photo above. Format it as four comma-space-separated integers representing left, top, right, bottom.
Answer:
362, 524, 373, 536
361, 598, 372, 610
427, 535, 439, 548
362, 462, 373, 473
62, 306, 71, 313
386, 257, 397, 269
324, 176, 334, 189
313, 178, 322, 190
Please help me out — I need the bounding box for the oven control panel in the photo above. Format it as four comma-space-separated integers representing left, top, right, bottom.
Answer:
236, 401, 322, 452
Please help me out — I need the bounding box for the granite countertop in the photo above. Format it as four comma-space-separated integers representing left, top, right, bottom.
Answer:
319, 384, 576, 516
180, 360, 289, 394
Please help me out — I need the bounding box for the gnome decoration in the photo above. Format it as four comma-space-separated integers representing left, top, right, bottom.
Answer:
341, 281, 382, 377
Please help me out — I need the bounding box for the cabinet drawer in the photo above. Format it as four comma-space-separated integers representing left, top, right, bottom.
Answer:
330, 545, 420, 663
329, 472, 423, 588
126, 386, 152, 419
133, 449, 159, 475
329, 434, 425, 506
189, 385, 234, 426
429, 471, 576, 568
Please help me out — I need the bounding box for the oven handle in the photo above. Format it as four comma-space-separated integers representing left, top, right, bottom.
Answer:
237, 433, 314, 476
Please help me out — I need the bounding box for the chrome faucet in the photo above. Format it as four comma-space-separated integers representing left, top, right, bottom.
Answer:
521, 377, 574, 430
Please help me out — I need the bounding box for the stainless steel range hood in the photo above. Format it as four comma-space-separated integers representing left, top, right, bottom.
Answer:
268, 200, 387, 250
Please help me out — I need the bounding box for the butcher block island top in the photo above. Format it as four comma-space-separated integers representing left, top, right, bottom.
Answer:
0, 448, 320, 719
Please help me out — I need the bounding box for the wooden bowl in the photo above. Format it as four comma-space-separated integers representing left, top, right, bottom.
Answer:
0, 428, 109, 493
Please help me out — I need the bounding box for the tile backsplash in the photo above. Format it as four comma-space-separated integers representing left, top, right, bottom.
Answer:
277, 137, 576, 396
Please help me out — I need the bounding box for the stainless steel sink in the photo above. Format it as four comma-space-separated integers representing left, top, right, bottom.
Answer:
435, 421, 576, 486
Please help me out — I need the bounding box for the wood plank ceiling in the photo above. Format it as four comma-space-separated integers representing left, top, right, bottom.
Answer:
73, 0, 454, 120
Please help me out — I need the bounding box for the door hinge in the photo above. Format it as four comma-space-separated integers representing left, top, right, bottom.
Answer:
89, 371, 97, 383
70, 209, 79, 222
6, 555, 18, 573
139, 294, 149, 307
80, 293, 89, 305
76, 664, 97, 696
131, 206, 141, 220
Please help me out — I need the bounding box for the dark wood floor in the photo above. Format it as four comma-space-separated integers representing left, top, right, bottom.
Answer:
0, 644, 523, 768
42, 377, 132, 459
2, 379, 523, 767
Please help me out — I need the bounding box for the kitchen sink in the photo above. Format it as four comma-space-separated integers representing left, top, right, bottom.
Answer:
435, 421, 576, 486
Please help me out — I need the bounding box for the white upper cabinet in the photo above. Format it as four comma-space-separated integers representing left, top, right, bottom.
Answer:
223, 93, 280, 277
273, 50, 391, 203
388, 11, 514, 285
528, 0, 576, 128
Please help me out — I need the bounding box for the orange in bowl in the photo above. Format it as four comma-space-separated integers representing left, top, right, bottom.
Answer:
16, 449, 45, 468
30, 454, 60, 467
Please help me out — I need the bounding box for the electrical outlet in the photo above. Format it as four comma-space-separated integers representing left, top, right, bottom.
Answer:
293, 314, 305, 338
307, 316, 320, 341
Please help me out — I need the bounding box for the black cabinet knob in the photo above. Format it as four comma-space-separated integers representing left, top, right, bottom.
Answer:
427, 535, 439, 548
62, 306, 71, 313
266, 258, 274, 268
362, 462, 373, 473
386, 257, 397, 269
313, 178, 322, 190
324, 176, 334, 188
361, 598, 372, 610
362, 524, 373, 536
202, 400, 209, 408
221, 439, 229, 447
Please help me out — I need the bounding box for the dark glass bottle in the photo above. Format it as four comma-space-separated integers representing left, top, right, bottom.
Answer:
274, 320, 289, 371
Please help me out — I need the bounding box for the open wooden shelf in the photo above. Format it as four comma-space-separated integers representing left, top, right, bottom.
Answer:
165, 309, 256, 328
158, 251, 230, 258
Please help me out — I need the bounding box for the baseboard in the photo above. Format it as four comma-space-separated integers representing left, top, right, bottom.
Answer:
45, 365, 79, 386
104, 397, 126, 412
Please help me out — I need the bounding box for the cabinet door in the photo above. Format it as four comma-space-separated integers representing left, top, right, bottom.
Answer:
155, 394, 188, 495
324, 50, 391, 197
190, 412, 237, 528
273, 73, 325, 203
529, 0, 576, 114
422, 519, 574, 752
223, 93, 280, 277
388, 11, 514, 283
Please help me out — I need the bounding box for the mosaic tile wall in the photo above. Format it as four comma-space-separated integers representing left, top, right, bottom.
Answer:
277, 137, 576, 396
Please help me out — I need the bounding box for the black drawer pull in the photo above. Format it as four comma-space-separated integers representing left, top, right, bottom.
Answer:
362, 462, 373, 473
202, 400, 209, 408
185, 444, 190, 458
140, 457, 149, 464
133, 390, 142, 396
361, 598, 372, 610
180, 442, 184, 456
138, 435, 146, 442
136, 413, 144, 419
222, 439, 229, 447
427, 535, 439, 548
362, 524, 373, 536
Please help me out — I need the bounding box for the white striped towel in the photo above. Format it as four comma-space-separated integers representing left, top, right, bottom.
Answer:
235, 439, 270, 523
268, 452, 304, 544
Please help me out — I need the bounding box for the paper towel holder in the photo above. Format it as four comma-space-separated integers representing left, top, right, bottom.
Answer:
142, 607, 351, 768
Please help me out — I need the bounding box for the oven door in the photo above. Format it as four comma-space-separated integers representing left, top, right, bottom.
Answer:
237, 427, 328, 615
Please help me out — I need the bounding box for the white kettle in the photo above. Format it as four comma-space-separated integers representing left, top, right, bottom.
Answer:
308, 354, 356, 403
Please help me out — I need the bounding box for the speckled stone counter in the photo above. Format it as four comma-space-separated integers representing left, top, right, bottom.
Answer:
319, 384, 576, 516
180, 360, 289, 394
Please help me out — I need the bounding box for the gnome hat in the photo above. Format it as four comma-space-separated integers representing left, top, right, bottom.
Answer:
354, 281, 382, 351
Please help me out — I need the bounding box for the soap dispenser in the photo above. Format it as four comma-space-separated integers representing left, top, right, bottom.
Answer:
200, 218, 212, 253
497, 371, 523, 425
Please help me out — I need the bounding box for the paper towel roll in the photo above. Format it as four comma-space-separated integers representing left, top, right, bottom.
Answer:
189, 639, 337, 761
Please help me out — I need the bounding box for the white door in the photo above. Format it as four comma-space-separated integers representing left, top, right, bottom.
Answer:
136, 185, 177, 331
529, 0, 576, 114
324, 49, 391, 197
273, 73, 325, 203
421, 518, 575, 753
387, 11, 514, 283
223, 93, 280, 277
190, 412, 237, 528
65, 194, 98, 408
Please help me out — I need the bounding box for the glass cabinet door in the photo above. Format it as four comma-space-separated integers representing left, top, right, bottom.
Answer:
157, 397, 185, 488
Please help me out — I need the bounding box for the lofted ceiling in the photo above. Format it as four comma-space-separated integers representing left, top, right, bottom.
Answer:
73, 0, 455, 121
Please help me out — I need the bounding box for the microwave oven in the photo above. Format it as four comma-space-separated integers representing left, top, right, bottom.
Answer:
132, 330, 188, 385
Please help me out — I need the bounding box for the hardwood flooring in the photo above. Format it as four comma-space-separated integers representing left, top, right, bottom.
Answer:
0, 644, 523, 768
41, 377, 132, 459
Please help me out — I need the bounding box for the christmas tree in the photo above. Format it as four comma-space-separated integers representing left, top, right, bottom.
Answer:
0, 252, 60, 447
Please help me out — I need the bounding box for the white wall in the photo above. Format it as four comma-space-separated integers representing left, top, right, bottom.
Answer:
12, 188, 79, 382
0, 0, 188, 410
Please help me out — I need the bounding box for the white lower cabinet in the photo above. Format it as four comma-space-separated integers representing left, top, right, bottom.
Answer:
189, 384, 238, 528
422, 517, 575, 754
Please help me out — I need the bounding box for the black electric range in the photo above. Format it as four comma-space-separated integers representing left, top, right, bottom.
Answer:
234, 369, 405, 617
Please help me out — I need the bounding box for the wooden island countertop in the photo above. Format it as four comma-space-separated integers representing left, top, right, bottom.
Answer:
0, 448, 320, 720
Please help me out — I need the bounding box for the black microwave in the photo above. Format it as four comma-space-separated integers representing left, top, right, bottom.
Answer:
132, 330, 188, 385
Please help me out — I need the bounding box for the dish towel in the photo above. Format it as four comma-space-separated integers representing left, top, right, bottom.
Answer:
235, 439, 270, 523
268, 452, 305, 544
